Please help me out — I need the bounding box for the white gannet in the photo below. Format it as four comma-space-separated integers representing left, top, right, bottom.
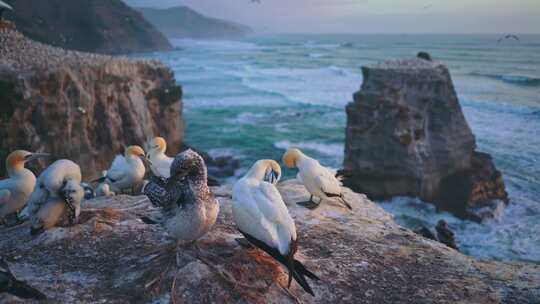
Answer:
26, 159, 83, 234
95, 146, 146, 194
0, 151, 49, 224
145, 137, 174, 179
30, 179, 84, 235
143, 149, 219, 243
0, 1, 12, 20
232, 159, 319, 296
1, 257, 46, 300
95, 171, 115, 197
283, 148, 352, 210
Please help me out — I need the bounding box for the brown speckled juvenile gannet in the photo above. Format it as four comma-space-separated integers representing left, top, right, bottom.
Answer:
0, 150, 49, 225
143, 149, 219, 243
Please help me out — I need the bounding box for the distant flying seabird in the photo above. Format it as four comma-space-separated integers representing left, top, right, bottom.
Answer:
1, 257, 46, 300
145, 137, 174, 179
94, 146, 147, 194
498, 34, 520, 43
232, 159, 319, 296
0, 151, 49, 225
0, 0, 12, 20
143, 149, 219, 243
283, 148, 352, 210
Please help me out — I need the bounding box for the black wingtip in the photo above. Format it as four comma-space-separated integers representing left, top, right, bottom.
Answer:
91, 176, 107, 184
10, 280, 47, 300
140, 216, 159, 225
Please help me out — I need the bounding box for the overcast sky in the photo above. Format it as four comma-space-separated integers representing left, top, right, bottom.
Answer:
125, 0, 540, 34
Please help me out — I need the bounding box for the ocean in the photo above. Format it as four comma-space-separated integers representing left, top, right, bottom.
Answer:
139, 34, 540, 263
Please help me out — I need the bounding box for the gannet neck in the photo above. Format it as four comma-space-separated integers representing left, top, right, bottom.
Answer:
245, 160, 280, 181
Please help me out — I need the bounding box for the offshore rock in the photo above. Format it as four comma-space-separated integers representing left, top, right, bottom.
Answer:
0, 180, 538, 303
343, 58, 508, 221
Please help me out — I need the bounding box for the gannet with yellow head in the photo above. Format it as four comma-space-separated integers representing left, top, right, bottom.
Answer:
232, 159, 319, 296
0, 150, 49, 224
96, 145, 146, 194
145, 137, 174, 178
283, 148, 352, 210
26, 159, 84, 234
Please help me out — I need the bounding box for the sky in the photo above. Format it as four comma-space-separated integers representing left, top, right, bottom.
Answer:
125, 0, 540, 34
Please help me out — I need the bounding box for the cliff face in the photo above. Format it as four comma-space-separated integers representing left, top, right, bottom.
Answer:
137, 6, 253, 39
4, 0, 172, 54
343, 59, 508, 221
0, 180, 537, 303
0, 27, 184, 180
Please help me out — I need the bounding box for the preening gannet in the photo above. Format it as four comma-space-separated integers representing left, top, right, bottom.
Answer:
232, 160, 319, 296
143, 149, 219, 243
95, 146, 146, 194
30, 179, 84, 235
145, 137, 174, 179
0, 151, 49, 224
1, 257, 46, 300
283, 148, 352, 210
27, 159, 84, 234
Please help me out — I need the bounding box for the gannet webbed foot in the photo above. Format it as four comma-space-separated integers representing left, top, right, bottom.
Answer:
297, 196, 320, 209
235, 237, 253, 248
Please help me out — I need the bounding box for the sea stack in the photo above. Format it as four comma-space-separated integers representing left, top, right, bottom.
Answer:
342, 58, 508, 221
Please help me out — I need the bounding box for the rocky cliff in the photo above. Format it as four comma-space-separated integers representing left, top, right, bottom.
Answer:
136, 6, 253, 39
4, 0, 172, 54
0, 26, 184, 180
342, 58, 508, 221
0, 180, 537, 303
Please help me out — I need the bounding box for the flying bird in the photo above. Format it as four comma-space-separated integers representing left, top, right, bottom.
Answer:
143, 149, 219, 244
0, 258, 46, 300
0, 0, 13, 20
497, 34, 520, 43
283, 148, 352, 210
145, 137, 174, 179
0, 150, 49, 225
232, 159, 319, 296
26, 159, 84, 234
94, 146, 146, 194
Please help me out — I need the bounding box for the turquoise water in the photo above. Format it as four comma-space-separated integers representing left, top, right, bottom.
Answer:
139, 34, 540, 263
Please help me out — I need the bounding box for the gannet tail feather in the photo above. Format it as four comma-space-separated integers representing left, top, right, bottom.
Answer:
91, 176, 107, 183
240, 230, 317, 296
8, 279, 47, 300
324, 192, 353, 210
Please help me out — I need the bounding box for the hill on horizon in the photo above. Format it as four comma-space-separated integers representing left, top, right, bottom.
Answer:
3, 0, 172, 54
136, 6, 253, 39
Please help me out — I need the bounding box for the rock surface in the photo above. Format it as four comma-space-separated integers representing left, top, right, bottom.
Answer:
0, 28, 184, 180
343, 58, 508, 220
4, 0, 172, 54
0, 180, 538, 303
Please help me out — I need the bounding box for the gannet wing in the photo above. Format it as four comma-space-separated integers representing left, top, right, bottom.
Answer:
0, 189, 11, 205
296, 172, 303, 183
156, 157, 173, 178
106, 155, 127, 181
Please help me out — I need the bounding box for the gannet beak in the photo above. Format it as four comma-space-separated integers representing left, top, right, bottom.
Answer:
140, 155, 152, 166
26, 152, 51, 162
264, 168, 280, 184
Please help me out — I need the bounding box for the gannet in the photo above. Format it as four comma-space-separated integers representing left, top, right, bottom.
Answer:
0, 1, 12, 20
0, 151, 49, 224
26, 159, 84, 234
232, 159, 319, 296
30, 179, 84, 235
283, 148, 352, 210
143, 149, 219, 243
95, 171, 116, 197
1, 257, 46, 300
95, 146, 146, 194
145, 137, 174, 178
